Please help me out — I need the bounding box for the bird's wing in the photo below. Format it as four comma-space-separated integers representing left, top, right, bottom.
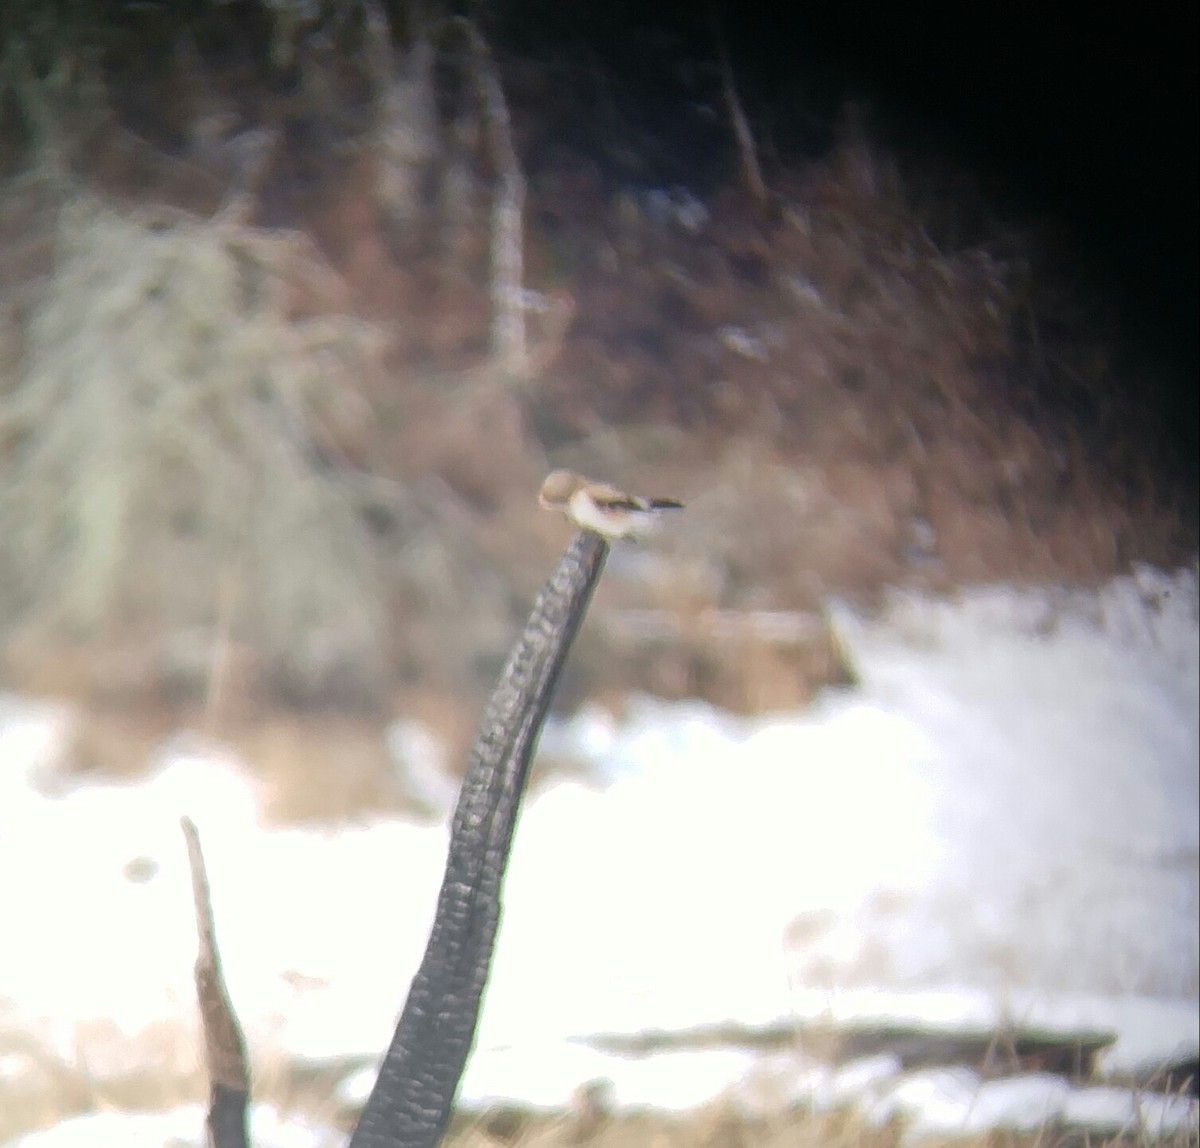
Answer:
588, 484, 646, 511
586, 483, 683, 512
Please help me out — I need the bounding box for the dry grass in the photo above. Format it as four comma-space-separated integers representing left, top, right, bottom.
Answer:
0, 192, 394, 699
444, 1103, 1199, 1148
0, 187, 527, 716
0, 1019, 202, 1145
445, 1104, 902, 1147
2, 995, 1191, 1146
2, 1059, 1194, 1148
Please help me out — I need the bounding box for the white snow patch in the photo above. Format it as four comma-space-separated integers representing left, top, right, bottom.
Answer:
7, 1105, 337, 1148
0, 564, 1196, 1142
868, 1069, 1071, 1139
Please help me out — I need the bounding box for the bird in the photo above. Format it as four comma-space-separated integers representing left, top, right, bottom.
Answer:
538, 469, 684, 540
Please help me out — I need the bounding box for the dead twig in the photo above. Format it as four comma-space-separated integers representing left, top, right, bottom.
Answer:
712, 14, 768, 206
461, 19, 528, 377
181, 815, 250, 1148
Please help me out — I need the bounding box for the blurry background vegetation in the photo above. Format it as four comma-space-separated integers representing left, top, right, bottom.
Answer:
0, 0, 1194, 777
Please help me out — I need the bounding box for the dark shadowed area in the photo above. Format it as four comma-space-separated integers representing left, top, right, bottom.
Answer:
518, 1, 1198, 415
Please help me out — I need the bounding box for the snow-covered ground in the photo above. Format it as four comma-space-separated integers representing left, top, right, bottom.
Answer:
1, 564, 1197, 1146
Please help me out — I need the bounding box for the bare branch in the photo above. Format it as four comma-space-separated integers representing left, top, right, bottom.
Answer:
349, 530, 610, 1148
462, 20, 527, 377
181, 816, 250, 1148
713, 19, 768, 205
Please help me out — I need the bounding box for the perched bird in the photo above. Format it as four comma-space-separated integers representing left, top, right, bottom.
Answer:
538, 469, 684, 540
